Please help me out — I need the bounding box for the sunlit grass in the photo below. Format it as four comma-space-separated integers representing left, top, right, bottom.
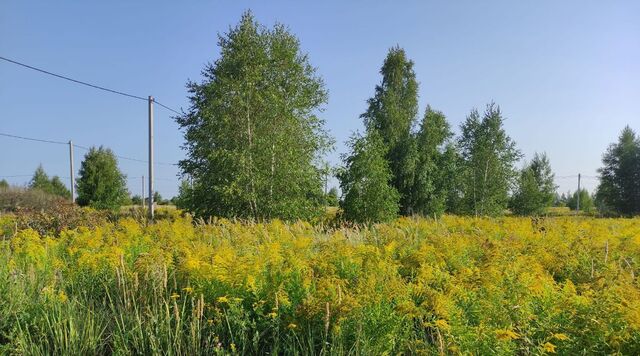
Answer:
1, 214, 639, 354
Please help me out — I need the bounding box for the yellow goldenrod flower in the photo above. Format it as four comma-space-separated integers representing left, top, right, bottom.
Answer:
553, 333, 569, 341
435, 319, 450, 331
543, 342, 556, 353
217, 296, 229, 304
58, 290, 68, 303
495, 329, 520, 341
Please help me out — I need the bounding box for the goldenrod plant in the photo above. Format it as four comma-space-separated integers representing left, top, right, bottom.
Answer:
0, 214, 639, 354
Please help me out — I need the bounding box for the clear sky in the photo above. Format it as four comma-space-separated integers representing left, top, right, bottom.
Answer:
1, 1, 638, 198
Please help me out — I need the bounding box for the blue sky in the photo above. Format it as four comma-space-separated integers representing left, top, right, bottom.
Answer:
1, 1, 638, 198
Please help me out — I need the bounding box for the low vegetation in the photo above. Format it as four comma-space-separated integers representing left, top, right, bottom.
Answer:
0, 214, 638, 354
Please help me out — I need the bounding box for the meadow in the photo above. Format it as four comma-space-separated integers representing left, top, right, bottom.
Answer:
0, 213, 639, 355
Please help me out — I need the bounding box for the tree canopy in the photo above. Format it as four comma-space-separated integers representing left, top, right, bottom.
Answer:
412, 106, 458, 217
361, 47, 419, 215
177, 11, 332, 221
76, 147, 128, 210
596, 126, 640, 216
457, 103, 521, 216
510, 153, 556, 215
29, 165, 71, 199
338, 132, 400, 223
567, 188, 594, 212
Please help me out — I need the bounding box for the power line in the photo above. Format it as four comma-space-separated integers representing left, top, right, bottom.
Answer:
0, 55, 181, 115
74, 145, 177, 166
1, 131, 178, 166
555, 175, 598, 180
3, 174, 174, 182
0, 56, 147, 101
127, 176, 175, 182
155, 101, 181, 116
0, 132, 67, 145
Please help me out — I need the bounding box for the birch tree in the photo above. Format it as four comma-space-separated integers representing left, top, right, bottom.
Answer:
458, 103, 521, 216
177, 11, 332, 220
361, 47, 419, 214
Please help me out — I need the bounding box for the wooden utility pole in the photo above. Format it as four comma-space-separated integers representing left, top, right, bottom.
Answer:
69, 140, 75, 203
148, 96, 154, 219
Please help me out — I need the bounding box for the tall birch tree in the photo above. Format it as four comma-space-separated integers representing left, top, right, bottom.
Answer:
177, 11, 332, 220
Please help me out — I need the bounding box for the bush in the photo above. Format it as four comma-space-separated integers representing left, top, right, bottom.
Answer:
0, 187, 107, 236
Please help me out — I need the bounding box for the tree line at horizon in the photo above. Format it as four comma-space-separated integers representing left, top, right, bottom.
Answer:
3, 11, 638, 221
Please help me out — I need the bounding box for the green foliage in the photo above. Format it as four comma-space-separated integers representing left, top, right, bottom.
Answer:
28, 165, 71, 199
2, 215, 640, 354
338, 132, 399, 223
50, 176, 71, 199
29, 165, 50, 191
325, 187, 339, 207
153, 191, 168, 205
76, 146, 128, 210
554, 192, 569, 207
177, 11, 332, 221
361, 47, 419, 214
173, 180, 193, 211
457, 103, 522, 216
130, 195, 142, 205
412, 106, 458, 217
567, 188, 594, 212
510, 152, 557, 215
596, 126, 640, 216
0, 179, 8, 190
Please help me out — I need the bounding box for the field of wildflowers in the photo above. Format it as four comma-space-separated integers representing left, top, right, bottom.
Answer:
0, 214, 639, 355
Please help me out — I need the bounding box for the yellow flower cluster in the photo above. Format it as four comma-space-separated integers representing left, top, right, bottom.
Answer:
3, 214, 639, 354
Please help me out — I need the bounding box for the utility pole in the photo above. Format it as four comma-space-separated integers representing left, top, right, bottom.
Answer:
148, 96, 154, 219
576, 173, 581, 213
141, 175, 145, 211
69, 140, 75, 203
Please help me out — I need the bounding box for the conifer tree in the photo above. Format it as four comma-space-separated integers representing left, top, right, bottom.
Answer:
29, 165, 71, 199
29, 165, 51, 192
596, 126, 640, 216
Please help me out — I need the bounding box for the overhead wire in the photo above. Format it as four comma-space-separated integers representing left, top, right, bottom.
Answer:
0, 56, 147, 101
0, 55, 181, 115
0, 132, 67, 145
0, 131, 178, 166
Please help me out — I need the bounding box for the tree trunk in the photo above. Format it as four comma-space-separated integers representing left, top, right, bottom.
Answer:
246, 90, 258, 220
481, 159, 490, 215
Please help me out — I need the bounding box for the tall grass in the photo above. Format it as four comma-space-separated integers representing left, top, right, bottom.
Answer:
0, 214, 639, 354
